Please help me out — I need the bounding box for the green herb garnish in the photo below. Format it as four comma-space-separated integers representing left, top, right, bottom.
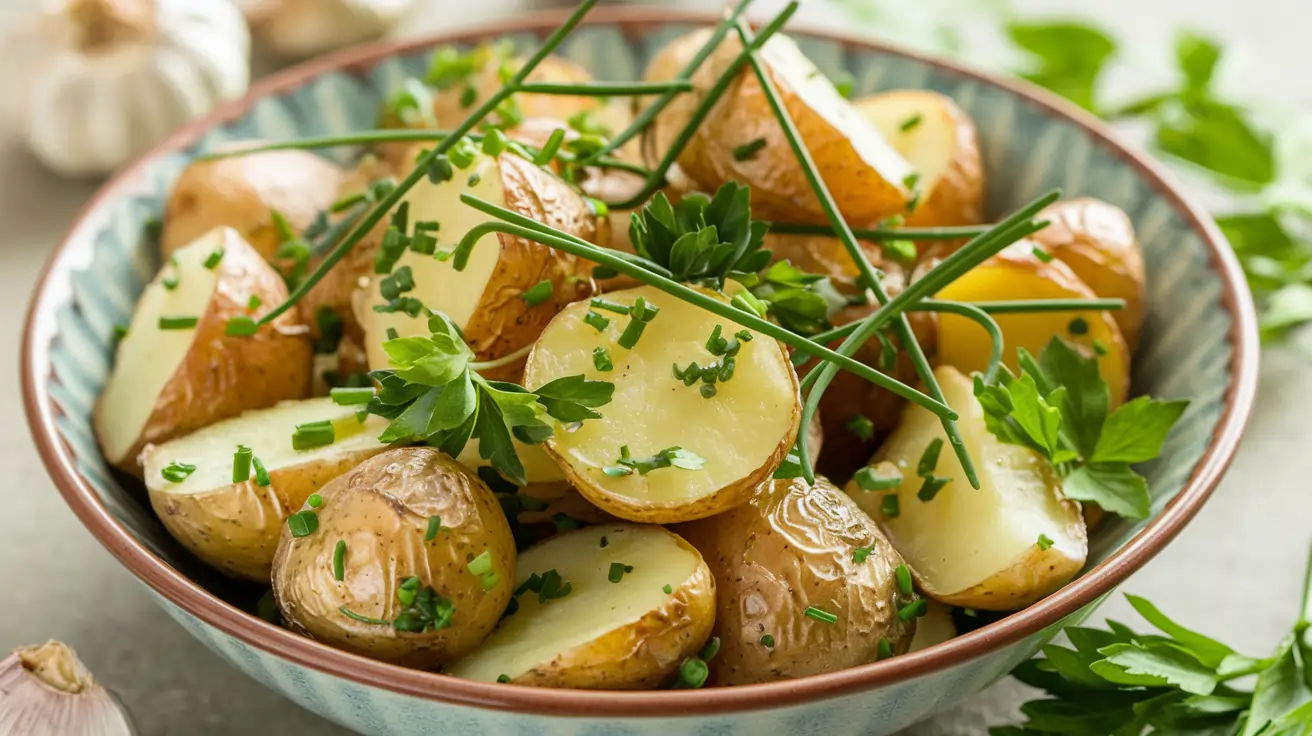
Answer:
252, 455, 270, 487
425, 516, 441, 541
287, 510, 319, 537
761, 634, 775, 648
1036, 533, 1055, 551
853, 547, 874, 563
158, 316, 198, 330
804, 606, 838, 624
161, 461, 196, 483
232, 445, 252, 483
610, 445, 705, 475
333, 540, 346, 581
607, 562, 633, 583
899, 114, 923, 132
853, 465, 902, 492
330, 387, 375, 406
521, 279, 554, 308
732, 138, 767, 161
292, 421, 335, 451
592, 346, 613, 372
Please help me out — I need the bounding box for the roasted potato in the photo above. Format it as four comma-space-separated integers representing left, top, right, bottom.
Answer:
356, 148, 603, 381
523, 284, 801, 524
162, 145, 343, 261
640, 27, 714, 170
847, 366, 1088, 610
1030, 198, 1145, 349
908, 601, 958, 653
676, 476, 916, 685
431, 48, 602, 130
142, 398, 391, 581
446, 524, 715, 688
677, 33, 915, 226
453, 438, 616, 529
932, 241, 1131, 406
272, 447, 515, 669
94, 228, 313, 474
853, 90, 984, 229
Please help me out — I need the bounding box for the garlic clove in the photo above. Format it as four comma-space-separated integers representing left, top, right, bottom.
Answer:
0, 641, 136, 736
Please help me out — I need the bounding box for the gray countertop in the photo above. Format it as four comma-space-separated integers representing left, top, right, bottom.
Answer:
1, 1, 1308, 733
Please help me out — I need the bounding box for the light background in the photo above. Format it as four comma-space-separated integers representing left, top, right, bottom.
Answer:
0, 1, 1307, 733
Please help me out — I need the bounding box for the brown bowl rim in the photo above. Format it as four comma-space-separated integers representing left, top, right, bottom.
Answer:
22, 5, 1259, 718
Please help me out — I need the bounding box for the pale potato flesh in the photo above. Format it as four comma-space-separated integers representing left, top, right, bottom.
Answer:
523, 285, 800, 522
848, 366, 1086, 608
858, 93, 957, 195
446, 524, 706, 685
908, 601, 957, 653
98, 232, 222, 464
360, 154, 505, 371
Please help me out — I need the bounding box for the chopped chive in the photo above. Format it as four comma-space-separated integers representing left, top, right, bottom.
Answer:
162, 275, 179, 291
246, 294, 262, 311
226, 316, 258, 336
537, 569, 572, 602
833, 71, 854, 98
700, 384, 717, 399
1068, 317, 1090, 335
917, 439, 944, 477
602, 465, 633, 477
533, 128, 566, 166
481, 572, 500, 591
582, 310, 610, 332
761, 634, 775, 648
1032, 246, 1053, 263
292, 420, 335, 450
899, 114, 923, 132
732, 138, 767, 161
552, 513, 581, 533
599, 536, 608, 548
586, 197, 609, 217
521, 279, 554, 308
460, 85, 478, 109
853, 546, 874, 563
607, 562, 631, 584
287, 509, 319, 537
883, 239, 917, 263
617, 315, 648, 349
112, 323, 129, 340
882, 494, 900, 518
917, 475, 950, 502
158, 316, 198, 330
330, 387, 376, 406
338, 606, 389, 625
699, 636, 720, 661
467, 550, 493, 576
386, 327, 400, 341
589, 297, 631, 315
1093, 339, 1109, 356
252, 455, 270, 487
467, 172, 482, 187
1037, 533, 1055, 551
203, 250, 225, 270
592, 346, 613, 372
964, 608, 978, 617
902, 172, 920, 191
898, 599, 927, 621
425, 516, 441, 541
895, 564, 913, 596
482, 128, 508, 156
662, 584, 673, 595
854, 466, 902, 491
161, 461, 196, 483
730, 291, 769, 318
846, 415, 874, 441
232, 445, 253, 483
307, 493, 323, 508
496, 674, 511, 684
678, 657, 709, 688
804, 606, 838, 624
448, 137, 477, 169
333, 539, 347, 581
877, 638, 894, 660
330, 192, 367, 214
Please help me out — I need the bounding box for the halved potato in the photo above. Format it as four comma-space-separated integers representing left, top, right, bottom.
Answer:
676, 476, 916, 685
846, 366, 1087, 610
523, 284, 801, 524
142, 398, 391, 581
908, 601, 958, 653
162, 145, 343, 261
357, 149, 602, 381
853, 90, 984, 229
1030, 198, 1145, 349
94, 228, 313, 474
272, 447, 515, 669
640, 27, 714, 170
933, 241, 1130, 406
431, 50, 602, 130
678, 33, 915, 226
445, 524, 715, 688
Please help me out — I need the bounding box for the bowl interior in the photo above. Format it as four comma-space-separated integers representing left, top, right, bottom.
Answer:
29, 14, 1245, 696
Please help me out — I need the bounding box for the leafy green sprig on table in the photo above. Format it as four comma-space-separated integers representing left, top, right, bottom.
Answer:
996, 546, 1312, 736
975, 336, 1188, 519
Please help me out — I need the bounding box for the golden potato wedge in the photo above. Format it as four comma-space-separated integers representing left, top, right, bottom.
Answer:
357, 150, 602, 381
640, 27, 714, 170
523, 284, 801, 524
934, 242, 1130, 406
1030, 198, 1145, 349
94, 228, 313, 474
446, 524, 715, 688
162, 145, 343, 261
272, 447, 515, 669
909, 601, 958, 653
142, 398, 391, 581
847, 366, 1088, 610
678, 33, 915, 226
853, 90, 984, 229
676, 477, 916, 685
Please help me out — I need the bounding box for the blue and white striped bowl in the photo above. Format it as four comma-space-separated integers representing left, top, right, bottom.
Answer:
22, 7, 1258, 735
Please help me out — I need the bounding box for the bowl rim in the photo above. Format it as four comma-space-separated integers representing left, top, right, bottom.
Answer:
22, 5, 1259, 718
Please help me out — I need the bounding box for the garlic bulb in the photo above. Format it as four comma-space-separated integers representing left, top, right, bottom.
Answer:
0, 641, 136, 735
2, 0, 250, 178
238, 0, 415, 59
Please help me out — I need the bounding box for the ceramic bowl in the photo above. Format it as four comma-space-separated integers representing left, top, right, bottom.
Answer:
22, 7, 1258, 736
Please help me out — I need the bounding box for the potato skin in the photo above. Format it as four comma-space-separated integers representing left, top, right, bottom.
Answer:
1030, 198, 1145, 349
676, 477, 915, 685
271, 448, 516, 669
510, 527, 716, 689
162, 146, 343, 261
96, 233, 313, 475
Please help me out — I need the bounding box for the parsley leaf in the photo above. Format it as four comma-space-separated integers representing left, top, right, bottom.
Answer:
1007, 22, 1117, 112
1092, 397, 1190, 464
628, 183, 771, 287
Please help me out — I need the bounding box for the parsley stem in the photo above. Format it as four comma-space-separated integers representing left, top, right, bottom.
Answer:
253, 0, 600, 327
580, 0, 758, 166
1299, 542, 1312, 629
605, 3, 799, 210
733, 17, 973, 487
767, 221, 991, 241
515, 80, 693, 96
469, 343, 534, 373
452, 206, 956, 417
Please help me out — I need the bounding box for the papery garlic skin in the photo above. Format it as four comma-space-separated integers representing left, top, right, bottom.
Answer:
4, 0, 250, 178
0, 641, 136, 736
239, 0, 415, 59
